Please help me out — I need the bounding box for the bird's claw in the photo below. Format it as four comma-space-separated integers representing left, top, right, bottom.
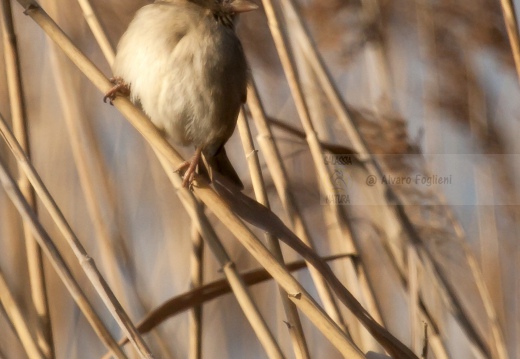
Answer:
175, 149, 202, 189
103, 77, 130, 105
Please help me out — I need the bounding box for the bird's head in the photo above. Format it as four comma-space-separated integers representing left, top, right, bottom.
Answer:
219, 0, 259, 14
189, 0, 258, 28
189, 0, 258, 18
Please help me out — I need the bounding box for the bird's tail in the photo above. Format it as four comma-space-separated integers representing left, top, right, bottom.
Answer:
203, 147, 244, 190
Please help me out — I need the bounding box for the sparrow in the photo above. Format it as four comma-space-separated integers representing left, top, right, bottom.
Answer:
105, 0, 258, 188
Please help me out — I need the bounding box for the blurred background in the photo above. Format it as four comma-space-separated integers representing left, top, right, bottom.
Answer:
0, 0, 518, 358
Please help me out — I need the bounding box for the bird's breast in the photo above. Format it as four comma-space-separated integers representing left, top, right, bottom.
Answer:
113, 3, 248, 152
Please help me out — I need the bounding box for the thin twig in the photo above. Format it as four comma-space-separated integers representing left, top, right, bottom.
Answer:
257, 113, 358, 158
47, 36, 137, 311
0, 154, 127, 359
0, 1, 53, 356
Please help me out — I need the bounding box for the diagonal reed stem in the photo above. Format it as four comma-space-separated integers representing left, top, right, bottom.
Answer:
76, 0, 114, 65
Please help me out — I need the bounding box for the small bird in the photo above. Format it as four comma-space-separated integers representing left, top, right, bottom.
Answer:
105, 0, 258, 188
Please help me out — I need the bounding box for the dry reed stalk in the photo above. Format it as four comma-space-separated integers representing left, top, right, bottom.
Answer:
498, 0, 520, 83
154, 151, 285, 359
0, 113, 151, 358
247, 80, 349, 337
15, 1, 419, 357
76, 0, 114, 65
0, 1, 53, 357
263, 0, 388, 349
0, 270, 45, 359
237, 109, 310, 359
189, 223, 203, 359
0, 153, 127, 359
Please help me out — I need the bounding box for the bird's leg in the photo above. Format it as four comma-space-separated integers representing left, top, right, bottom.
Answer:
175, 148, 203, 188
103, 77, 131, 105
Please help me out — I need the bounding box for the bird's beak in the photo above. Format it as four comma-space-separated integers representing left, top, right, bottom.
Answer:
229, 0, 259, 13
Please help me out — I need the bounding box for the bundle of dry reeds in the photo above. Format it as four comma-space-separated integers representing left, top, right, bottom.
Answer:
0, 0, 518, 358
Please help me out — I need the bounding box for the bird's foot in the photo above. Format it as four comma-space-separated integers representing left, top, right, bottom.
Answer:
175, 148, 203, 188
103, 77, 130, 105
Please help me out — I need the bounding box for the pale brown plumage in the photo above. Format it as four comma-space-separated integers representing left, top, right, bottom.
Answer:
108, 0, 258, 188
